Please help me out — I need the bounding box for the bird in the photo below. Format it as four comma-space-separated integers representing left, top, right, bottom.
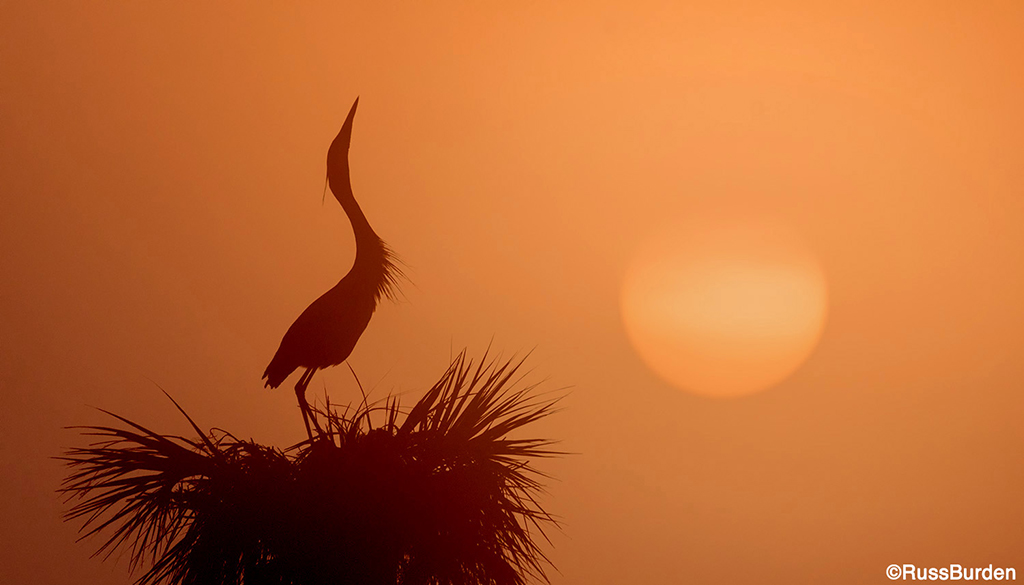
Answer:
263, 98, 402, 440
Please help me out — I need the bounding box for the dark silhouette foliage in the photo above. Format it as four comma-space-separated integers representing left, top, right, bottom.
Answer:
60, 351, 561, 585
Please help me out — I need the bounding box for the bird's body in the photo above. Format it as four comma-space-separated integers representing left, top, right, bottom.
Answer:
262, 274, 377, 389
263, 98, 401, 437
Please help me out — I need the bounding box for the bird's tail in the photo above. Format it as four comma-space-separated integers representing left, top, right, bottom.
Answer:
262, 358, 291, 389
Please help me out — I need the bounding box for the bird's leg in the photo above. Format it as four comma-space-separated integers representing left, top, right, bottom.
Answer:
305, 372, 326, 437
295, 367, 316, 441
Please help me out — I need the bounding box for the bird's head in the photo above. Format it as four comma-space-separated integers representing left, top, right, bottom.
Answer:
326, 97, 359, 178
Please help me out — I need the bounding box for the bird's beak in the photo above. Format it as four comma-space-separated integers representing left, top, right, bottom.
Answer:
340, 97, 359, 141
327, 97, 360, 171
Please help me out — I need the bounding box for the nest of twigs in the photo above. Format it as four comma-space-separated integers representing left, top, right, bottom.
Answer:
59, 351, 561, 585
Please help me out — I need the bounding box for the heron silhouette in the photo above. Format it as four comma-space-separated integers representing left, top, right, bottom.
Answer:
263, 98, 402, 439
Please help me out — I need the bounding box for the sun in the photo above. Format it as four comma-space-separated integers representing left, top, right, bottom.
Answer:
620, 216, 828, 397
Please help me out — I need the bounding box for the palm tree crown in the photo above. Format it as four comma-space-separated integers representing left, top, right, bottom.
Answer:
60, 351, 562, 585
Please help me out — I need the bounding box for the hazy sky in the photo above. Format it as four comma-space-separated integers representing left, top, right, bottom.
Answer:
2, 2, 1022, 583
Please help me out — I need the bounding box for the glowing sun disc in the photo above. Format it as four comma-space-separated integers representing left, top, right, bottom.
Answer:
621, 217, 828, 397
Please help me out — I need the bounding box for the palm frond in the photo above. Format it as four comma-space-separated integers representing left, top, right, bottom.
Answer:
60, 350, 563, 585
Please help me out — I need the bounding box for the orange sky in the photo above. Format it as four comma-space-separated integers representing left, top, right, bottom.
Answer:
2, 2, 1022, 583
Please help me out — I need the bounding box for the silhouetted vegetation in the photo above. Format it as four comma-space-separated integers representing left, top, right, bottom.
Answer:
60, 351, 561, 585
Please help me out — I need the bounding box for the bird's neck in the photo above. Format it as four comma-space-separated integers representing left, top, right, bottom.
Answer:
335, 187, 383, 270
335, 187, 369, 239
333, 183, 398, 302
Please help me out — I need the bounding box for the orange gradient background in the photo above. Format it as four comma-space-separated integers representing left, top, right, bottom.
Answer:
2, 2, 1023, 584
